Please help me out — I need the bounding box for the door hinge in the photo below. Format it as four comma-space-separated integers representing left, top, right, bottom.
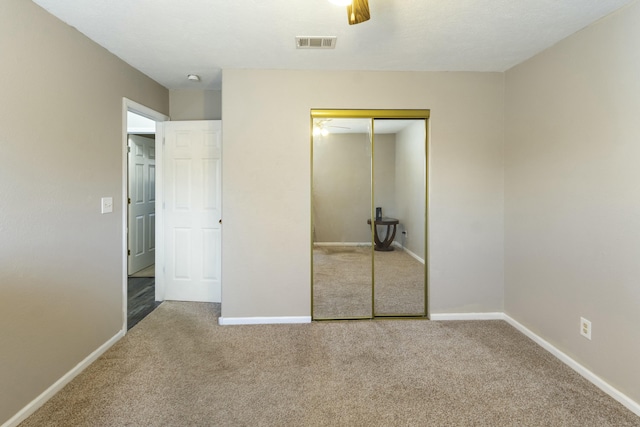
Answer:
127, 249, 131, 256
127, 146, 131, 153
128, 198, 131, 205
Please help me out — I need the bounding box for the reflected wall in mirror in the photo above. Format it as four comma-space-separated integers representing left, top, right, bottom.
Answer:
311, 110, 429, 320
312, 118, 373, 319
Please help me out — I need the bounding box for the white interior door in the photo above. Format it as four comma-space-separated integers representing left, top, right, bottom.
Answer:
163, 121, 222, 302
128, 135, 156, 275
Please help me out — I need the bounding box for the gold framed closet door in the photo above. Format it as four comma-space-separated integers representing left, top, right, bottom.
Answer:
311, 110, 430, 320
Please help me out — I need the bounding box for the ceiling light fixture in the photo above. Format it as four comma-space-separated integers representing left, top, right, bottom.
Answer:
187, 74, 201, 82
347, 0, 370, 25
313, 124, 329, 137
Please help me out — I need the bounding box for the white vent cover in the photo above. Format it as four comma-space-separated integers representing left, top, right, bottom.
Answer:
296, 36, 337, 49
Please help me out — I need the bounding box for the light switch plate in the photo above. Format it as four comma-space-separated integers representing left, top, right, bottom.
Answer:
101, 197, 113, 214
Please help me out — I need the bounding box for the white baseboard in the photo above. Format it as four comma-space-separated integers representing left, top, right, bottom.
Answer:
2, 329, 125, 427
392, 242, 425, 264
503, 314, 640, 417
314, 242, 371, 247
430, 312, 505, 321
218, 316, 312, 325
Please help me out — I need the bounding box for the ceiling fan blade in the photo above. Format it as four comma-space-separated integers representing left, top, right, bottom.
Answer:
347, 0, 370, 25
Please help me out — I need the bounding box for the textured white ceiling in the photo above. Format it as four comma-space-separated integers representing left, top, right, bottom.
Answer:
32, 0, 635, 90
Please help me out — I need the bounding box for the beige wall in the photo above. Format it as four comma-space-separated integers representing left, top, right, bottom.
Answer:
169, 89, 222, 120
0, 1, 168, 424
394, 121, 426, 258
505, 1, 640, 405
221, 69, 505, 318
313, 133, 395, 243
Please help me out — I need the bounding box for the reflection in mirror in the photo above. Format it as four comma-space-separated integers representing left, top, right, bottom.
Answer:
311, 111, 428, 320
312, 118, 373, 319
372, 119, 426, 316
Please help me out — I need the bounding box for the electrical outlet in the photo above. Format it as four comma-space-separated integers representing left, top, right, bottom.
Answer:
402, 230, 408, 238
580, 317, 592, 340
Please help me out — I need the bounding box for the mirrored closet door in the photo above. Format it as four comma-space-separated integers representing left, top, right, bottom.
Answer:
312, 117, 373, 319
311, 110, 429, 320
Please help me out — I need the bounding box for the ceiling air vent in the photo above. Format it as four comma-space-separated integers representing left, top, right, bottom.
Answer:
296, 36, 337, 49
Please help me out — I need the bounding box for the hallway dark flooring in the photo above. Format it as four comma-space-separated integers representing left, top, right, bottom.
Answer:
127, 276, 161, 330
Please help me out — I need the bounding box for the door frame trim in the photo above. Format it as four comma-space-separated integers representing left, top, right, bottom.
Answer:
122, 98, 169, 332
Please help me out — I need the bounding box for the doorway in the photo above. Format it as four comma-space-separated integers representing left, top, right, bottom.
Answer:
126, 113, 157, 328
123, 99, 169, 330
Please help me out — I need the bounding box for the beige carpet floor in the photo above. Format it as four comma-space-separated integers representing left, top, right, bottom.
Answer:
20, 302, 639, 426
313, 245, 425, 319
